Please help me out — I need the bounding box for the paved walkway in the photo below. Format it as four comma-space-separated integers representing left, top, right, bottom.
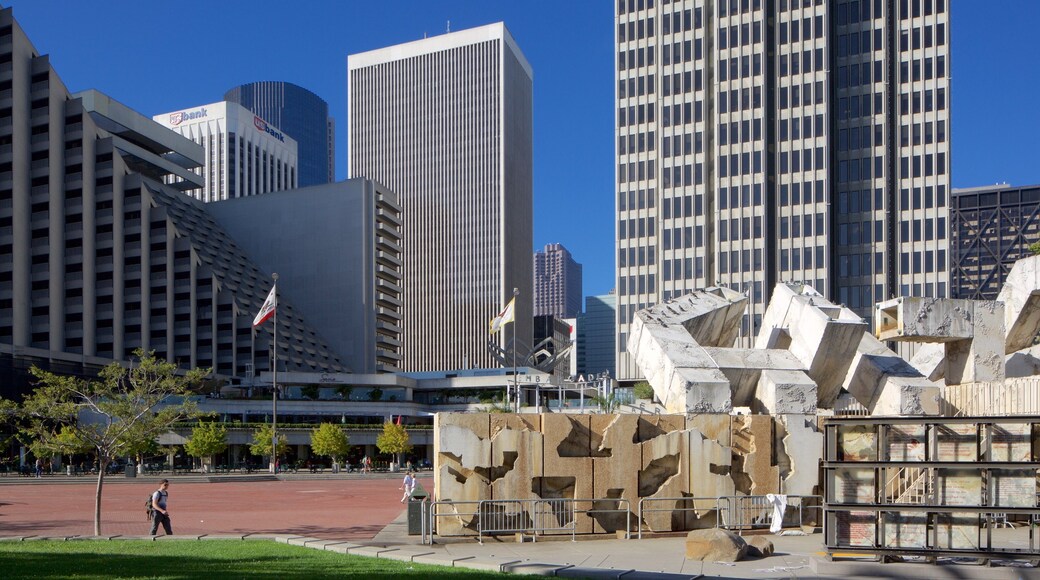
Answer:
3, 474, 1039, 579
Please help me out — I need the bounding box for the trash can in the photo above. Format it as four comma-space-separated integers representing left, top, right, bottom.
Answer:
331, 462, 340, 474
125, 462, 136, 478
407, 488, 429, 536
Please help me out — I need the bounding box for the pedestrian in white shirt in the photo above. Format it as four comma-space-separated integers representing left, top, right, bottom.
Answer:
400, 471, 416, 503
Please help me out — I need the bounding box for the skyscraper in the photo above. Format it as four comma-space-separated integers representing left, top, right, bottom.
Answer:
225, 81, 336, 187
615, 0, 950, 381
154, 101, 298, 202
348, 23, 534, 372
533, 243, 583, 318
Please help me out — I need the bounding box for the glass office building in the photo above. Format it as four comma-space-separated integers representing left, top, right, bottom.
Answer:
225, 81, 335, 187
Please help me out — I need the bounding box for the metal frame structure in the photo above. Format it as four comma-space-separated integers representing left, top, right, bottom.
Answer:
823, 415, 1040, 561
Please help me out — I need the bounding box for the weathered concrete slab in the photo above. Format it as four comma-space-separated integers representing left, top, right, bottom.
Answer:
380, 548, 436, 562
755, 369, 817, 415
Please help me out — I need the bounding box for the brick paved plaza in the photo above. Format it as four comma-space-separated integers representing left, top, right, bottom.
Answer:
0, 475, 432, 539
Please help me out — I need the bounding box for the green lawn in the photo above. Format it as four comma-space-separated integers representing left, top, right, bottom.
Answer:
0, 540, 509, 579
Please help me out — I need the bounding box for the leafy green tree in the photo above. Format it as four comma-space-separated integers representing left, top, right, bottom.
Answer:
250, 423, 287, 469
335, 385, 353, 400
300, 385, 320, 400
633, 381, 655, 400
184, 421, 228, 470
592, 391, 624, 413
19, 350, 207, 535
368, 387, 384, 402
376, 421, 412, 465
1030, 241, 1040, 256
310, 423, 350, 464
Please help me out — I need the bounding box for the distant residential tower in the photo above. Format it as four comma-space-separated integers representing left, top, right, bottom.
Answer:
533, 243, 583, 318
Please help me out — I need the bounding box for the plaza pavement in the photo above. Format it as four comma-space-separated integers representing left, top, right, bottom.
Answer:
2, 473, 1039, 579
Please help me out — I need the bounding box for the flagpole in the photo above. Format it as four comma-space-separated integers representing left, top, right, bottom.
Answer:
271, 272, 279, 474
512, 287, 518, 413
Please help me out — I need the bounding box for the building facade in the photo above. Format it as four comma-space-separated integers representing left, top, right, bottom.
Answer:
153, 101, 298, 202
0, 7, 349, 405
225, 81, 335, 187
533, 243, 583, 318
207, 179, 403, 374
950, 184, 1040, 300
578, 293, 617, 378
348, 23, 534, 372
615, 0, 951, 381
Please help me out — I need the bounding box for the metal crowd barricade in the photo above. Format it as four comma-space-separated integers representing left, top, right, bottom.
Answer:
420, 498, 483, 545
635, 496, 718, 539
716, 494, 823, 534
421, 497, 633, 544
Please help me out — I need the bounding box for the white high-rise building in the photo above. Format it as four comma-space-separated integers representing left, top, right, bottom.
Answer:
615, 0, 951, 381
154, 101, 298, 202
348, 23, 534, 372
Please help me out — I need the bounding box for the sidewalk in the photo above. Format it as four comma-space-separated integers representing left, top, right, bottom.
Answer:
2, 476, 1039, 578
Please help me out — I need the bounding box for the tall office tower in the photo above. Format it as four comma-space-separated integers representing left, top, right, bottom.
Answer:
533, 243, 584, 318
225, 81, 335, 187
578, 293, 618, 378
614, 0, 950, 381
154, 101, 298, 202
0, 5, 346, 403
950, 184, 1040, 300
349, 23, 534, 372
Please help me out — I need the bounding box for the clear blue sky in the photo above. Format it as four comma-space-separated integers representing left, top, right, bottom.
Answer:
9, 1, 1039, 299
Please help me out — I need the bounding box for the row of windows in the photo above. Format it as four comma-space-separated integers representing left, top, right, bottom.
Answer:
618, 131, 656, 155
663, 163, 704, 188
778, 214, 825, 239
661, 7, 703, 35
779, 81, 826, 109
619, 46, 655, 71
618, 245, 657, 267
617, 188, 657, 211
778, 148, 825, 175
899, 23, 946, 52
899, 152, 947, 179
618, 273, 657, 296
619, 102, 657, 127
899, 120, 947, 147
663, 70, 703, 98
719, 21, 763, 50
662, 225, 699, 251
840, 124, 883, 152
721, 184, 767, 209
662, 101, 702, 128
836, 60, 882, 90
661, 194, 695, 219
618, 16, 655, 44
903, 58, 946, 89
662, 132, 703, 158
662, 39, 703, 67
835, 29, 882, 58
719, 86, 763, 114
778, 48, 825, 78
719, 118, 765, 145
777, 15, 825, 45
777, 115, 825, 142
619, 159, 656, 184
836, 156, 881, 183
777, 246, 828, 272
661, 257, 701, 282
719, 0, 767, 17
719, 216, 766, 242
899, 250, 947, 275
618, 74, 655, 100
898, 218, 947, 243
618, 216, 657, 240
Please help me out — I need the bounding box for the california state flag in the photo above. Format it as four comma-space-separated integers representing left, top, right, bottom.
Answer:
252, 286, 277, 327
489, 297, 516, 334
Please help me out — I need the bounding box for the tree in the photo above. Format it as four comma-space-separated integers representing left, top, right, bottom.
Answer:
300, 385, 320, 400
310, 423, 350, 464
249, 423, 287, 466
376, 420, 412, 466
19, 350, 207, 535
368, 387, 384, 402
1030, 241, 1040, 256
592, 391, 624, 413
633, 381, 655, 400
335, 385, 353, 400
184, 421, 228, 470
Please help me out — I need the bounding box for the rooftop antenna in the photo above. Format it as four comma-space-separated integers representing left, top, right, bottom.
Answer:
447, 20, 451, 33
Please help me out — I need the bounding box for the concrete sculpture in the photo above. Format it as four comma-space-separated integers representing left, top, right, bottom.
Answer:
432, 256, 1040, 539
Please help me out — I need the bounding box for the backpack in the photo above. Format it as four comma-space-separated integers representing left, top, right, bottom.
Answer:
145, 490, 163, 520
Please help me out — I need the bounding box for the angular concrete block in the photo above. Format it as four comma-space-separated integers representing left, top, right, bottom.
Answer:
755, 369, 817, 415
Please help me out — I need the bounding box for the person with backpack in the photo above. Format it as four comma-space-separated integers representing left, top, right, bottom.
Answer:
149, 479, 172, 535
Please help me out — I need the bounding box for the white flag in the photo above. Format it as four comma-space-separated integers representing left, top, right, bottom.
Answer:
252, 286, 277, 327
489, 297, 516, 334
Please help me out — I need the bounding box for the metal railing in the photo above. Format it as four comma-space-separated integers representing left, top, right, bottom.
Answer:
716, 495, 822, 534
420, 497, 632, 545
636, 496, 718, 539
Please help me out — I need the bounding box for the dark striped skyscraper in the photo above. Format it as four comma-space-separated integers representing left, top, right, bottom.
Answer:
225, 81, 335, 187
349, 23, 534, 372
